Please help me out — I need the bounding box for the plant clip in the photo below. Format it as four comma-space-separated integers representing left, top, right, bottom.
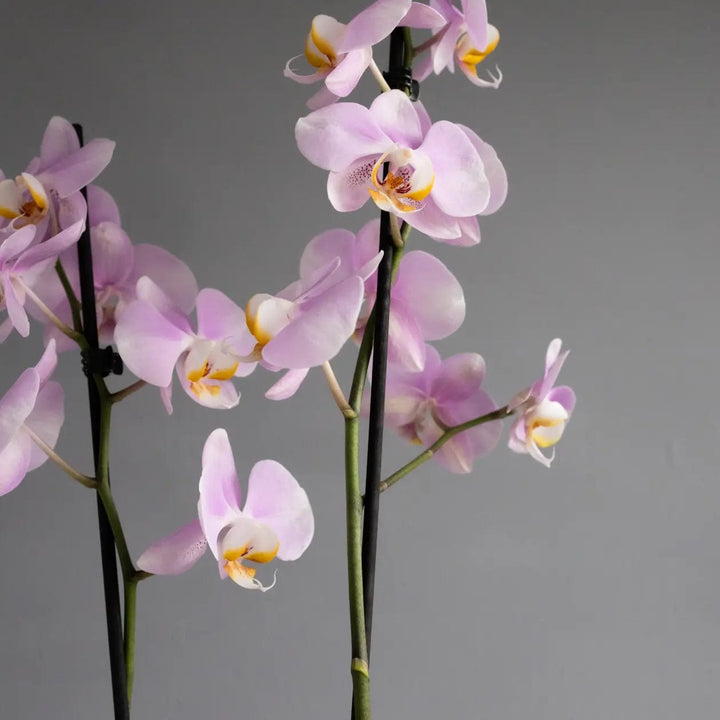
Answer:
382, 68, 419, 101
81, 346, 124, 378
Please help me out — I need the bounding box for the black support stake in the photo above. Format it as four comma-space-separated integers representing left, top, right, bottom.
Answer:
73, 123, 129, 720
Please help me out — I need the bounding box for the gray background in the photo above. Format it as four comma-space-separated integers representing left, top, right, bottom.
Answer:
1, 0, 719, 718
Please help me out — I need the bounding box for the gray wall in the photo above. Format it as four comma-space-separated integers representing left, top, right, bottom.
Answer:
1, 0, 719, 718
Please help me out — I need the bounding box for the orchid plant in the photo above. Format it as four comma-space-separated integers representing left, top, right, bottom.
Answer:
0, 1, 575, 718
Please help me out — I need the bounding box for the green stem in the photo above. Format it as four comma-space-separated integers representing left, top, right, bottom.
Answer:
55, 259, 83, 333
379, 406, 514, 493
124, 577, 139, 707
345, 413, 371, 719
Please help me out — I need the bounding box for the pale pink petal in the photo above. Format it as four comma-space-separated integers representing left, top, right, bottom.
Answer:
243, 460, 314, 561
402, 200, 460, 239
296, 104, 388, 172
337, 0, 412, 52
393, 251, 465, 340
114, 300, 193, 386
457, 125, 507, 215
431, 353, 485, 405
403, 2, 446, 28
433, 20, 461, 73
41, 138, 115, 197
176, 366, 240, 410
0, 368, 39, 450
57, 191, 87, 231
25, 381, 64, 471
195, 288, 255, 355
370, 90, 423, 147
4, 280, 30, 337
265, 368, 310, 400
137, 519, 208, 575
387, 301, 426, 371
0, 226, 36, 264
462, 0, 488, 49
263, 276, 363, 369
548, 385, 576, 415
327, 160, 375, 212
38, 116, 79, 170
325, 48, 372, 97
87, 184, 121, 226
307, 85, 340, 110
0, 432, 32, 496
90, 222, 133, 286
300, 229, 355, 280
284, 55, 328, 85
13, 221, 84, 272
421, 121, 489, 216
131, 245, 198, 314
199, 429, 243, 521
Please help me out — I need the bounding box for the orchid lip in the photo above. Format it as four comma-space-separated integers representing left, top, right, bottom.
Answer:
367, 148, 435, 214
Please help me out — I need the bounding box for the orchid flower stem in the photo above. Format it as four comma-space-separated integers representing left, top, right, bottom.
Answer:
368, 58, 391, 92
54, 259, 83, 333
124, 577, 139, 707
19, 279, 87, 348
23, 425, 97, 488
110, 380, 147, 404
389, 214, 404, 248
322, 362, 356, 418
379, 406, 514, 493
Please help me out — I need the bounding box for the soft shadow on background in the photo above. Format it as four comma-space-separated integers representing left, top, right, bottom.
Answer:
1, 1, 719, 718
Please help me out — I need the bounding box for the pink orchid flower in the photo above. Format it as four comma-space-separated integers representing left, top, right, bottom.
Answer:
0, 340, 64, 496
508, 339, 576, 467
137, 428, 314, 591
115, 278, 256, 411
285, 0, 443, 109
414, 0, 501, 88
39, 184, 198, 351
0, 116, 114, 241
300, 218, 465, 370
245, 256, 369, 400
0, 221, 84, 342
380, 343, 501, 473
295, 90, 507, 244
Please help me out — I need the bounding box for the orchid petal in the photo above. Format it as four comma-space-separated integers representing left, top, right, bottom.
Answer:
325, 48, 372, 97
0, 225, 36, 264
196, 288, 255, 355
337, 0, 412, 52
296, 104, 388, 172
198, 429, 243, 556
243, 460, 314, 561
263, 276, 363, 369
114, 300, 193, 386
90, 222, 133, 286
137, 519, 208, 575
306, 85, 341, 111
14, 221, 84, 273
431, 353, 486, 404
265, 368, 310, 401
393, 251, 465, 340
420, 121, 489, 216
457, 124, 507, 215
131, 245, 198, 314
369, 90, 423, 147
0, 368, 39, 451
87, 184, 121, 226
25, 381, 64, 471
461, 0, 488, 49
4, 280, 30, 337
39, 116, 80, 170
403, 2, 446, 28
42, 139, 115, 197
0, 432, 32, 496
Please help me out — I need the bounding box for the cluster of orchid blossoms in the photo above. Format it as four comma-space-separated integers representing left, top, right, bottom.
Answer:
0, 0, 575, 717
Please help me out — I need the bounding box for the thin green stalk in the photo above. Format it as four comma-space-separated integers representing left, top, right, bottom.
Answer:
94, 396, 134, 582
55, 259, 83, 333
124, 577, 139, 706
345, 412, 371, 719
379, 406, 514, 493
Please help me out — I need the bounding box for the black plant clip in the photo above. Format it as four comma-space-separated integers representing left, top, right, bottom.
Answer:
82, 346, 124, 378
382, 67, 419, 100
